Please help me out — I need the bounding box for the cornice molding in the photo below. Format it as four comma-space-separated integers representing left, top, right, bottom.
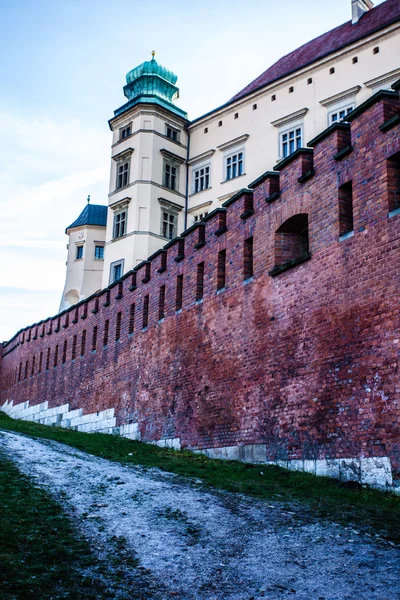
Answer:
320, 86, 361, 108
188, 200, 213, 213
271, 108, 308, 128
112, 147, 134, 162
158, 197, 184, 212
109, 196, 131, 211
112, 128, 187, 150
187, 149, 216, 166
217, 134, 249, 153
364, 68, 400, 90
160, 148, 186, 164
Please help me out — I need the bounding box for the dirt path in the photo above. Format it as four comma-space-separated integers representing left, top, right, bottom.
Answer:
0, 431, 399, 600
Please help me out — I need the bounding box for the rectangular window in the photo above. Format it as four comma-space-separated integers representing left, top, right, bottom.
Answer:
116, 312, 122, 341
176, 275, 183, 311
38, 351, 43, 373
244, 237, 254, 280
164, 163, 178, 190
72, 335, 77, 360
18, 362, 22, 382
46, 348, 51, 371
116, 161, 129, 189
129, 303, 135, 334
194, 212, 208, 223
120, 125, 131, 139
225, 152, 243, 181
53, 346, 58, 368
281, 127, 302, 158
196, 262, 204, 301
25, 360, 28, 379
31, 356, 35, 377
193, 165, 210, 193
338, 181, 354, 236
113, 211, 126, 239
143, 295, 149, 329
62, 340, 67, 364
113, 264, 122, 282
217, 250, 226, 290
166, 125, 179, 142
104, 320, 109, 346
76, 245, 83, 260
158, 285, 166, 320
92, 326, 98, 351
329, 104, 354, 125
387, 151, 400, 213
94, 245, 104, 260
81, 330, 86, 356
162, 211, 177, 239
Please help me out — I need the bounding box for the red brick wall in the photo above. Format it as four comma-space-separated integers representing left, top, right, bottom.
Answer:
1, 92, 400, 473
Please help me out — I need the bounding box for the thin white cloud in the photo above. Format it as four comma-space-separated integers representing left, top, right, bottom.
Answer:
0, 109, 110, 340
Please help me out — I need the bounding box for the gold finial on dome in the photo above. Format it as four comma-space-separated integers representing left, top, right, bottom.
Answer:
151, 50, 156, 59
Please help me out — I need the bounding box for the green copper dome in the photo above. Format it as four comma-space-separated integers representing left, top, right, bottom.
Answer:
126, 56, 178, 88
113, 53, 187, 120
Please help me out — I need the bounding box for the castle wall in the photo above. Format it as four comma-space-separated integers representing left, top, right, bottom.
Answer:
1, 91, 399, 490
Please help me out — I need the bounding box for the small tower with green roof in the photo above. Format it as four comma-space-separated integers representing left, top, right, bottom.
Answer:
102, 53, 188, 288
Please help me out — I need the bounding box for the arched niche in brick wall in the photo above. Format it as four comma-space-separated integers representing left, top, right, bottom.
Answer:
274, 213, 309, 268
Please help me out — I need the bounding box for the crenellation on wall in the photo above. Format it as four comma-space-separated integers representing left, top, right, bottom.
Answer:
1, 90, 400, 490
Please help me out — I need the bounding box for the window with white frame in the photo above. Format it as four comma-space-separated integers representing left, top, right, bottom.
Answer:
162, 210, 177, 240
328, 104, 354, 125
113, 211, 127, 239
164, 162, 178, 191
75, 245, 83, 260
280, 126, 302, 159
166, 125, 180, 142
225, 151, 244, 181
194, 212, 208, 222
116, 160, 130, 189
109, 260, 124, 284
94, 245, 104, 260
193, 165, 210, 193
120, 125, 131, 140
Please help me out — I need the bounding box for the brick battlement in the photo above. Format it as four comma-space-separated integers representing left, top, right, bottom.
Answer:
1, 88, 400, 490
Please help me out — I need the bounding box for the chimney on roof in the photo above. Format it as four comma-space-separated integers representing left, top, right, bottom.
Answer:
352, 0, 374, 24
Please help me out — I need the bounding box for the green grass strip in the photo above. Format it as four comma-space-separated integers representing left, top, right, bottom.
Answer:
1, 411, 399, 545
0, 451, 114, 600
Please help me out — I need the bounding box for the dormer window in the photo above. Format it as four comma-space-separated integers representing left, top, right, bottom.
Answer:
166, 125, 180, 142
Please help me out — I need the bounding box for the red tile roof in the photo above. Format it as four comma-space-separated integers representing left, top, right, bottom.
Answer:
230, 0, 400, 103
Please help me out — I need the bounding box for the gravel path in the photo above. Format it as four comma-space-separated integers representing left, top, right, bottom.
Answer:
0, 430, 399, 600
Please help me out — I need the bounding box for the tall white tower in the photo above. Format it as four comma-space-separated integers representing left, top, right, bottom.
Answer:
59, 197, 107, 312
102, 52, 188, 288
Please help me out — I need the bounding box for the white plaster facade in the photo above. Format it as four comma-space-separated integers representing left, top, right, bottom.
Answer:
59, 222, 106, 312
60, 0, 400, 302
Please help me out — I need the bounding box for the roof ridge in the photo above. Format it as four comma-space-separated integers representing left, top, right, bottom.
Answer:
229, 0, 400, 104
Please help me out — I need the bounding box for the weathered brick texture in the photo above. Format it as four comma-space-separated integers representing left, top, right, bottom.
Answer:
1, 90, 399, 482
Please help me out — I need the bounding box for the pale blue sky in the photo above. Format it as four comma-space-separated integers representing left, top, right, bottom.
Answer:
0, 0, 386, 340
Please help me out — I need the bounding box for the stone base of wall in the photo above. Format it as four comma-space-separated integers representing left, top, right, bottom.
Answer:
1, 400, 397, 493
195, 444, 396, 492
